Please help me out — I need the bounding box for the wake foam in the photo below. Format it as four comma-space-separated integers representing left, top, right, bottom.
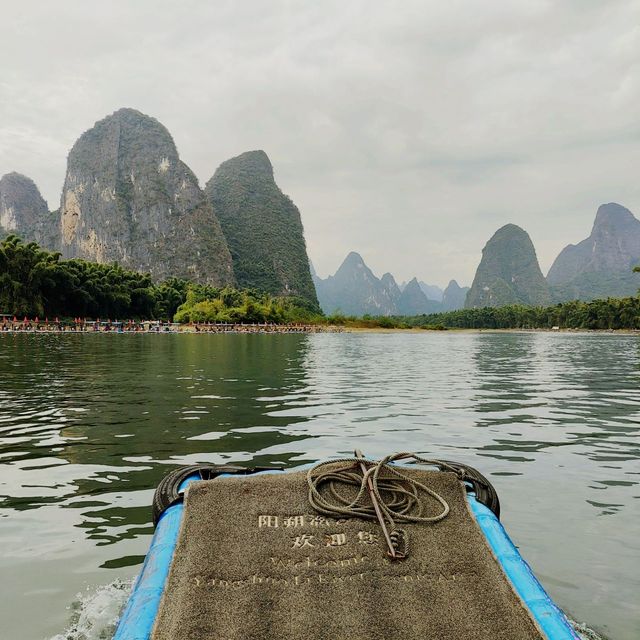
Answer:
47, 579, 605, 640
572, 620, 608, 640
48, 579, 132, 640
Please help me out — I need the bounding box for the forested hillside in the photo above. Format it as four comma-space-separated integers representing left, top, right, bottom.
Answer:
466, 224, 550, 308
204, 150, 318, 308
0, 236, 315, 323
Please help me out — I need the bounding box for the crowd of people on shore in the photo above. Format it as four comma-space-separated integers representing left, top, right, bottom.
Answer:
0, 316, 341, 334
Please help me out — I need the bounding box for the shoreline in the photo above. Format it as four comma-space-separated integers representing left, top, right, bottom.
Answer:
1, 324, 638, 335
345, 326, 640, 334
0, 320, 344, 335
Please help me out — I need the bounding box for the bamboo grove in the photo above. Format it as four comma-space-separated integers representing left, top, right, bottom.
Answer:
0, 236, 316, 323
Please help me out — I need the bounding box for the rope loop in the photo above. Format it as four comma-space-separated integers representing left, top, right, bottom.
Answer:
306, 453, 457, 543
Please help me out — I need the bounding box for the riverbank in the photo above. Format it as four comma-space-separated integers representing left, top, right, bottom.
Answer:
345, 326, 640, 334
0, 320, 343, 334
3, 323, 638, 335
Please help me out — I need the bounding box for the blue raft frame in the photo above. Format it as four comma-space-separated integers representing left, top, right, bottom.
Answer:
113, 468, 579, 640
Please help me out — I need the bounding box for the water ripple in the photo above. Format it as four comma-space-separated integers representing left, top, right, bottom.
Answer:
0, 332, 638, 639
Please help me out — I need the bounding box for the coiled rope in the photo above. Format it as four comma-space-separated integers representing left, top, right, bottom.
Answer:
307, 453, 465, 560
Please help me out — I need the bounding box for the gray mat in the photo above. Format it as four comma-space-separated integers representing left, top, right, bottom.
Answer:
151, 469, 544, 640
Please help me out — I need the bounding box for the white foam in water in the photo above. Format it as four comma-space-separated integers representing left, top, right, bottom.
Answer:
49, 579, 132, 640
571, 620, 608, 640
48, 579, 604, 640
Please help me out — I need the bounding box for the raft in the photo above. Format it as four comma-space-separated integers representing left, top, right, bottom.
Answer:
113, 456, 579, 640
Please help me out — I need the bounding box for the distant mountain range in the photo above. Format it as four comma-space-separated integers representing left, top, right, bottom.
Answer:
313, 252, 468, 315
465, 203, 640, 309
0, 108, 318, 308
2, 107, 638, 317
399, 281, 443, 302
312, 252, 399, 316
316, 202, 640, 316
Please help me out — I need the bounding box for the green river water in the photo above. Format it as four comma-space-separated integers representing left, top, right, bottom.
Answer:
0, 332, 638, 639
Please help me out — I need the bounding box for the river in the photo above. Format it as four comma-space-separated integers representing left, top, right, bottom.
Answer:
0, 332, 638, 639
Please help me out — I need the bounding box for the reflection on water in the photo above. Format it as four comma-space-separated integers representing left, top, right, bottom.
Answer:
0, 332, 638, 639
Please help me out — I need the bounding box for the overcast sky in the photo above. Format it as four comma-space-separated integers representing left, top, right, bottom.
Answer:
1, 1, 638, 286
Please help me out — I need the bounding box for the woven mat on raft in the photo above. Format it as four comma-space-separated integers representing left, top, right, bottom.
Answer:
151, 469, 544, 640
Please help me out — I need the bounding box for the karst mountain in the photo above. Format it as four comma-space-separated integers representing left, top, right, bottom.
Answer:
396, 278, 436, 315
314, 252, 398, 316
466, 224, 550, 308
1, 108, 317, 302
547, 203, 640, 301
3, 108, 638, 314
204, 150, 318, 307
380, 272, 402, 308
441, 280, 470, 311
59, 108, 233, 285
0, 172, 58, 248
314, 253, 459, 316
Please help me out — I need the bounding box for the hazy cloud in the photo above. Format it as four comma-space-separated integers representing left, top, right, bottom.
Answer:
1, 0, 638, 285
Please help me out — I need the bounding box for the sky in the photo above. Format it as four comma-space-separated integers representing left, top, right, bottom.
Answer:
1, 1, 639, 287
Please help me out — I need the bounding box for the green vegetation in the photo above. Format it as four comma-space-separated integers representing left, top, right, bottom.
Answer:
322, 297, 640, 331
318, 314, 449, 330
324, 266, 640, 330
0, 236, 317, 323
0, 235, 158, 318
204, 151, 319, 309
407, 296, 640, 330
3, 236, 638, 330
323, 313, 410, 329
174, 287, 318, 324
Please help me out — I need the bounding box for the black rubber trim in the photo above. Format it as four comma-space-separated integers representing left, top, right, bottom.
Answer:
151, 459, 501, 526
151, 464, 280, 526
434, 459, 501, 519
